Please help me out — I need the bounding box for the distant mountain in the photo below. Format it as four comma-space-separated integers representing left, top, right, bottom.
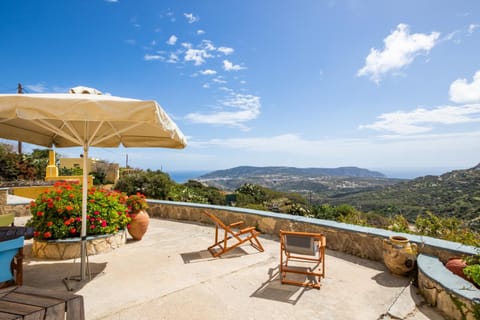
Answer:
197, 166, 397, 193
200, 166, 386, 179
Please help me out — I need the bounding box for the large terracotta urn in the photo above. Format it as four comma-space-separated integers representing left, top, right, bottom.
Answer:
383, 235, 418, 276
128, 210, 150, 240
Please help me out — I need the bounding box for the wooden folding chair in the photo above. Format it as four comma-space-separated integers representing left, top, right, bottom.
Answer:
280, 230, 326, 289
203, 211, 264, 257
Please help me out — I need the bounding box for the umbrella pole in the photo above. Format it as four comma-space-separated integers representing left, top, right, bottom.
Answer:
80, 146, 88, 280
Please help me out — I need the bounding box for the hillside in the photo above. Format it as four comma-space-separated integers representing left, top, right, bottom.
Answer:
197, 165, 400, 193
197, 164, 480, 230
325, 163, 480, 228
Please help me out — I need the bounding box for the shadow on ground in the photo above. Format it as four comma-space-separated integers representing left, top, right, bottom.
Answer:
23, 261, 107, 293
180, 247, 249, 263
250, 265, 320, 305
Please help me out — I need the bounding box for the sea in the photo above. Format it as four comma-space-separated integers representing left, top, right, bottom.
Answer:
167, 170, 210, 184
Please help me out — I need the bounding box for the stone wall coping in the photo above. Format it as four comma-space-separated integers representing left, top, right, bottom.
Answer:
417, 254, 480, 301
148, 200, 478, 256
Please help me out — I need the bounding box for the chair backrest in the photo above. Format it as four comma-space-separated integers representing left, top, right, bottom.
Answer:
203, 212, 227, 229
284, 234, 316, 255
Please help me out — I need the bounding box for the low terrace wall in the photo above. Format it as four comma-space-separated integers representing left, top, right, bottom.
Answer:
147, 200, 477, 263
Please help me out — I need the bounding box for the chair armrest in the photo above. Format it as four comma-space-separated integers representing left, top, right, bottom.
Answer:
239, 226, 257, 234
229, 221, 244, 228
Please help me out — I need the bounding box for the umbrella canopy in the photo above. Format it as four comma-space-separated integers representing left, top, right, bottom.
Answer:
0, 92, 186, 149
0, 89, 187, 280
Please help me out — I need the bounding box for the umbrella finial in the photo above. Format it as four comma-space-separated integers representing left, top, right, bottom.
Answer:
69, 86, 103, 95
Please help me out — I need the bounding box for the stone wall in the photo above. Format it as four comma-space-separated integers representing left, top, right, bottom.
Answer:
417, 254, 480, 320
0, 204, 30, 217
0, 188, 7, 206
148, 200, 480, 319
147, 200, 478, 263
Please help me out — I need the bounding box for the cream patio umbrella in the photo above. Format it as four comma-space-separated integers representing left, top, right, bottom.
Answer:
0, 87, 187, 280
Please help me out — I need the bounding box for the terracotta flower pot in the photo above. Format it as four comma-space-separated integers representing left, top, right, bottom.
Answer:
445, 258, 467, 280
128, 210, 150, 240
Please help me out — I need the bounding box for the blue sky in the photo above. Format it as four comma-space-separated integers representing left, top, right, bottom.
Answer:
1, 0, 480, 178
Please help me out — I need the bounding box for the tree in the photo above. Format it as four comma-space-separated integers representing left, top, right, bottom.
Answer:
0, 143, 20, 180
29, 149, 50, 180
114, 169, 174, 200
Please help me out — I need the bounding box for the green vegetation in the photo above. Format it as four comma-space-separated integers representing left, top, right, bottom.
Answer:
464, 249, 480, 288
0, 143, 49, 181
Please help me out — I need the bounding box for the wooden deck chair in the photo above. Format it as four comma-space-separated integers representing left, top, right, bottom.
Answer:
203, 211, 264, 257
280, 230, 326, 289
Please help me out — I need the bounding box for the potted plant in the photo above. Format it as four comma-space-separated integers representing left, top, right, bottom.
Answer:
445, 250, 480, 289
125, 192, 149, 241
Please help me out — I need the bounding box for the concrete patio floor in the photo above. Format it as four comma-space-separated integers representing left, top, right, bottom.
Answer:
18, 217, 446, 320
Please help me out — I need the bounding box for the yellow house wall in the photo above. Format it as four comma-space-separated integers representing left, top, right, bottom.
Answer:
59, 158, 91, 172
12, 186, 51, 199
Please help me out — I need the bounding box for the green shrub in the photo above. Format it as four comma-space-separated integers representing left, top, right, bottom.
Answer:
415, 211, 480, 246
463, 264, 480, 287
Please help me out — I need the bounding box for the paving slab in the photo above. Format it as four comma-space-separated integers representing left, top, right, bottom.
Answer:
19, 218, 446, 320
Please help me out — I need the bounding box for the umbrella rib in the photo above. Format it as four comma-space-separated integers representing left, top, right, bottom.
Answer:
87, 121, 104, 146
90, 121, 143, 146
36, 119, 83, 145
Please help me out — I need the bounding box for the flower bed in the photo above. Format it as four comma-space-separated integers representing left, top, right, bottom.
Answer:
27, 181, 131, 240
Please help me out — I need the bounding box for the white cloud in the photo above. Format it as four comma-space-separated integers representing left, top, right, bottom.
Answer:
25, 83, 47, 93
217, 47, 234, 55
185, 93, 261, 130
201, 40, 216, 51
223, 60, 246, 71
184, 13, 199, 24
167, 53, 179, 64
124, 39, 136, 45
357, 24, 440, 83
184, 48, 212, 65
202, 83, 210, 89
468, 24, 479, 34
449, 71, 480, 103
359, 104, 480, 134
213, 77, 227, 84
105, 0, 118, 3
167, 35, 178, 45
144, 54, 164, 61
200, 69, 217, 75
197, 29, 205, 35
